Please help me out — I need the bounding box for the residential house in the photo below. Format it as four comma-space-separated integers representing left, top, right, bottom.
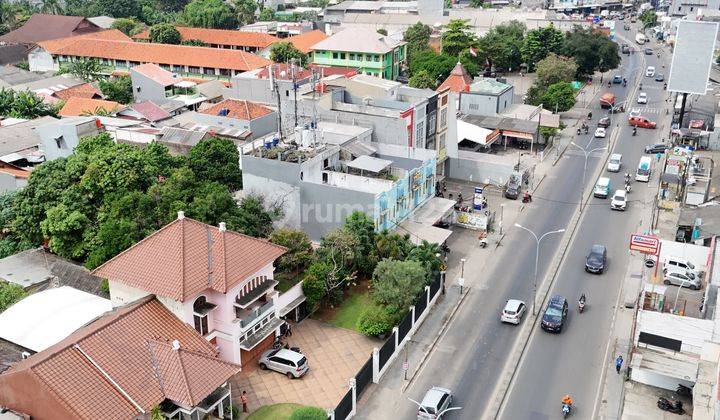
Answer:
196, 99, 277, 140
240, 20, 315, 38
134, 26, 280, 53
0, 295, 240, 419
58, 97, 121, 117
197, 80, 226, 104
258, 29, 328, 59
310, 28, 407, 80
438, 62, 473, 94
435, 87, 450, 177
0, 162, 29, 193
29, 31, 272, 79
87, 15, 116, 29
116, 100, 173, 124
51, 83, 102, 102
130, 63, 209, 110
35, 116, 104, 160
92, 214, 291, 367
0, 116, 55, 167
459, 78, 515, 117
669, 0, 720, 16
0, 14, 102, 47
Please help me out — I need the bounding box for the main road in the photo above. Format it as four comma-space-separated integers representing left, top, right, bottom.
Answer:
356, 22, 671, 420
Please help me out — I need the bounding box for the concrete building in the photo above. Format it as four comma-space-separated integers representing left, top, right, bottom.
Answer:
669, 0, 720, 16
310, 28, 407, 80
133, 26, 280, 53
34, 116, 103, 161
195, 99, 277, 140
241, 122, 438, 239
129, 63, 208, 110
458, 78, 515, 117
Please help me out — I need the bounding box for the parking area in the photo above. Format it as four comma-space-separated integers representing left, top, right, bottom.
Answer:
622, 381, 692, 420
231, 319, 379, 414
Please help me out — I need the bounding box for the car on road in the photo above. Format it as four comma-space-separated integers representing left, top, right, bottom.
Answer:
505, 175, 521, 200
655, 74, 665, 82
629, 116, 656, 129
610, 189, 627, 211
417, 386, 453, 419
585, 244, 607, 273
645, 66, 656, 77
623, 24, 630, 30
541, 295, 568, 333
607, 153, 622, 172
663, 269, 701, 290
645, 143, 668, 154
613, 74, 623, 84
637, 92, 648, 104
644, 48, 653, 55
501, 299, 527, 325
598, 117, 611, 128
594, 177, 611, 198
258, 348, 309, 378
594, 127, 606, 138
621, 44, 630, 54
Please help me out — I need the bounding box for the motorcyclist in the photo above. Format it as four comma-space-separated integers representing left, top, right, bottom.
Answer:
624, 172, 631, 183
562, 394, 574, 407
663, 82, 667, 90
639, 82, 642, 90
579, 293, 586, 304
632, 127, 637, 136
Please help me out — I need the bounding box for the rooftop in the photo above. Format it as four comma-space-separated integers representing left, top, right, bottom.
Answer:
128, 100, 172, 122
285, 29, 328, 53
437, 62, 472, 93
0, 14, 103, 45
131, 63, 179, 86
200, 99, 275, 120
0, 286, 111, 352
134, 26, 280, 49
470, 78, 513, 95
58, 97, 121, 117
92, 216, 287, 302
52, 83, 101, 101
310, 28, 406, 54
0, 116, 56, 157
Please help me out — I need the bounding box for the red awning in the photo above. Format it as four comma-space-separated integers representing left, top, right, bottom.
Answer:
503, 130, 534, 140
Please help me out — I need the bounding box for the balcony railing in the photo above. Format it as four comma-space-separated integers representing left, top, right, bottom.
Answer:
238, 301, 275, 329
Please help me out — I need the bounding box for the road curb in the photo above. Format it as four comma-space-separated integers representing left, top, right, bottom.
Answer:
401, 287, 471, 393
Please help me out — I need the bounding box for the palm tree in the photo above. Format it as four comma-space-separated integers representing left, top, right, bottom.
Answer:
10, 91, 51, 119
40, 0, 64, 15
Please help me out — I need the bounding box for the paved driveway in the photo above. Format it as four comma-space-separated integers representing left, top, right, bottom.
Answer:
232, 319, 379, 414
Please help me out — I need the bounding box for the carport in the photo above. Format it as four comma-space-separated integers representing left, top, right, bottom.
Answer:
398, 197, 455, 245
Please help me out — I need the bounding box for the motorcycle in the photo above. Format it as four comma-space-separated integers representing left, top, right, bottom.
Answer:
676, 384, 693, 398
664, 83, 667, 90
577, 127, 581, 135
478, 232, 488, 249
578, 300, 585, 313
522, 193, 532, 203
657, 397, 684, 414
632, 127, 637, 136
625, 182, 632, 193
639, 83, 642, 90
562, 403, 572, 418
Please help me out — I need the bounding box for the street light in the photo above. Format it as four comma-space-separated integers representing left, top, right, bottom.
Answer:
514, 223, 566, 315
459, 258, 466, 294
408, 398, 462, 417
569, 142, 608, 211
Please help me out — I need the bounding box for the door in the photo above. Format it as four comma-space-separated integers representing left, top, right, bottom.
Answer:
241, 333, 276, 367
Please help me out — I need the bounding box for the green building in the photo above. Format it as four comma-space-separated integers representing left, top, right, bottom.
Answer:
309, 28, 407, 80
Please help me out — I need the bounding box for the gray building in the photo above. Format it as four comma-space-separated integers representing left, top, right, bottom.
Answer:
129, 63, 207, 110
35, 117, 103, 161
669, 0, 720, 16
458, 78, 514, 117
195, 99, 278, 140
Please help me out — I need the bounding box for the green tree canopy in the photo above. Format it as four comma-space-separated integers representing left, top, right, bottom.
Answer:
409, 50, 478, 82
270, 41, 308, 65
9, 90, 56, 119
182, 0, 237, 29
111, 18, 143, 35
539, 81, 576, 112
149, 23, 182, 44
377, 28, 387, 36
289, 407, 328, 420
270, 228, 313, 274
96, 0, 139, 18
232, 0, 257, 26
403, 22, 432, 64
99, 76, 133, 104
0, 282, 26, 313
521, 25, 564, 71
62, 58, 108, 82
479, 20, 525, 71
535, 53, 577, 88
640, 10, 657, 28
181, 38, 208, 46
408, 69, 437, 89
258, 7, 274, 21
441, 19, 479, 57
562, 27, 620, 77
187, 137, 243, 190
370, 259, 427, 322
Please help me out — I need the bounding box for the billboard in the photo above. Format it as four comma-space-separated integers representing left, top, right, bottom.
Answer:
667, 21, 719, 95
629, 234, 660, 254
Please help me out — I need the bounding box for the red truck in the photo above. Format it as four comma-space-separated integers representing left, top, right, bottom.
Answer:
600, 93, 616, 109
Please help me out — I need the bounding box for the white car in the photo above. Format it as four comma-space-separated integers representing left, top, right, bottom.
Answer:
645, 66, 656, 77
637, 92, 648, 104
594, 127, 606, 138
607, 153, 622, 172
501, 299, 527, 325
610, 189, 627, 211
663, 269, 701, 290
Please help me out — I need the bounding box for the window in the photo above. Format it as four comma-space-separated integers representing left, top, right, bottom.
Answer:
441, 95, 448, 106
173, 64, 184, 72
333, 52, 339, 59
415, 121, 425, 142
349, 53, 355, 60
340, 52, 346, 59
188, 66, 200, 74
54, 135, 65, 149
193, 296, 210, 335
427, 113, 437, 136
440, 108, 447, 129
129, 61, 140, 67
203, 67, 215, 75
469, 103, 479, 110
219, 68, 230, 76
439, 133, 446, 150
159, 63, 171, 70
373, 54, 380, 62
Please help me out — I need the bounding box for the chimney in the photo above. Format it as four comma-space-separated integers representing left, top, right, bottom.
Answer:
177, 210, 185, 220
172, 340, 180, 351
219, 222, 226, 231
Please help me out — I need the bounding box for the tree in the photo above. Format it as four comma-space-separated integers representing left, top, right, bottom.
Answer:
469, 0, 483, 7
370, 259, 427, 322
342, 212, 376, 276
181, 39, 208, 46
357, 305, 393, 336
0, 282, 26, 313
99, 76, 133, 104
182, 0, 237, 29
233, 0, 257, 26
407, 240, 442, 282
375, 231, 413, 261
111, 18, 143, 35
270, 228, 313, 273
377, 28, 387, 36
521, 25, 564, 71
289, 407, 328, 420
235, 195, 275, 238
269, 41, 308, 66
408, 69, 436, 89
188, 137, 242, 190
304, 228, 359, 307
149, 23, 182, 44
640, 10, 657, 28
479, 21, 525, 71
535, 53, 577, 88
10, 91, 55, 119
96, 0, 140, 18
0, 192, 32, 259
0, 88, 15, 117
40, 0, 64, 15
441, 19, 479, 57
404, 22, 432, 64
563, 27, 620, 77
41, 203, 93, 259
258, 7, 274, 21
62, 58, 108, 82
539, 82, 576, 112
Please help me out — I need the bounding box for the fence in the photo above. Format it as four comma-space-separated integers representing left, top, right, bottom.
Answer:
327, 272, 445, 419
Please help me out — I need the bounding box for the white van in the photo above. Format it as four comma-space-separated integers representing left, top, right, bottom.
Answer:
663, 256, 703, 278
636, 156, 652, 182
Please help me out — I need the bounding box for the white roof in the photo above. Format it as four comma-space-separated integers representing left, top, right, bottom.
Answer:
347, 155, 392, 172
310, 28, 406, 54
457, 119, 498, 146
0, 286, 111, 352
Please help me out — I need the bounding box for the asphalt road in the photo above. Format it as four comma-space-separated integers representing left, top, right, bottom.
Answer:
355, 24, 671, 420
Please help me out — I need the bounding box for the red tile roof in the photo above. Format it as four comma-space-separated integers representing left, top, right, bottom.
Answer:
38, 38, 272, 73
0, 296, 240, 420
130, 100, 171, 122
58, 97, 121, 117
285, 30, 328, 54
131, 63, 178, 86
92, 216, 286, 301
437, 61, 472, 93
38, 29, 132, 51
0, 14, 103, 45
201, 99, 275, 120
52, 83, 101, 101
134, 26, 280, 49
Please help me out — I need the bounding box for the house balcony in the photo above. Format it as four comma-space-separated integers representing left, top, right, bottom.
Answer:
234, 300, 275, 331
234, 278, 278, 309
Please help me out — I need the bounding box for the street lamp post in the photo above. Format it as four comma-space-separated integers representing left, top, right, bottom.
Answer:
569, 142, 608, 211
459, 258, 466, 294
514, 223, 566, 315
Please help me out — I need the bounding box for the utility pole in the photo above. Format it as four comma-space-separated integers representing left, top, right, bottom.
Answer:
311, 68, 318, 145
272, 65, 283, 140
291, 58, 298, 129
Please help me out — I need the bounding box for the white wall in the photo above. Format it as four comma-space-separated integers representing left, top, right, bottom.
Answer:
631, 366, 695, 391
109, 280, 150, 308
28, 49, 56, 72
636, 309, 715, 355
275, 282, 304, 314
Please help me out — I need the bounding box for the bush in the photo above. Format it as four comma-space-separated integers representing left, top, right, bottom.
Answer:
289, 407, 327, 420
357, 306, 393, 336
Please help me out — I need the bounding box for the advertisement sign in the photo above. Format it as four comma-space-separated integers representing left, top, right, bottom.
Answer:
629, 234, 660, 254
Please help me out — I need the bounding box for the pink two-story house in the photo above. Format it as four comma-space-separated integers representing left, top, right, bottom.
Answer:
93, 211, 289, 367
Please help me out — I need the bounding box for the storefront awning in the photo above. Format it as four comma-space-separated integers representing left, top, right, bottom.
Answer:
503, 130, 534, 140
457, 120, 501, 147
399, 220, 453, 245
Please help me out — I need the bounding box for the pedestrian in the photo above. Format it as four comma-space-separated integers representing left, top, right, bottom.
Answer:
241, 391, 249, 413
615, 355, 624, 374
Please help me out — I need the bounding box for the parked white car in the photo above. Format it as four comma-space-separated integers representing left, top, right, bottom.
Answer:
501, 299, 527, 325
663, 269, 701, 290
645, 66, 656, 77
610, 189, 627, 211
594, 127, 606, 138
637, 92, 648, 104
607, 153, 622, 172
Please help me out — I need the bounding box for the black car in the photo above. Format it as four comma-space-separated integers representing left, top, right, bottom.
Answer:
621, 44, 630, 54
655, 74, 664, 82
644, 48, 653, 55
645, 143, 668, 154
541, 295, 568, 333
505, 175, 520, 199
585, 244, 607, 274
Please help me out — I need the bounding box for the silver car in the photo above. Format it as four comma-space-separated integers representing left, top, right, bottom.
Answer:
663, 269, 701, 290
258, 348, 309, 378
417, 386, 453, 419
